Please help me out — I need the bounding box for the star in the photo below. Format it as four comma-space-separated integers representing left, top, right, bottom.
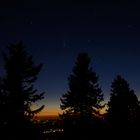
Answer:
63, 40, 66, 48
128, 25, 132, 29
87, 39, 91, 43
29, 21, 33, 25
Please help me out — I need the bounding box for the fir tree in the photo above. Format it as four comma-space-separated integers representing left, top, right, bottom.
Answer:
107, 75, 139, 130
1, 42, 45, 139
60, 53, 103, 138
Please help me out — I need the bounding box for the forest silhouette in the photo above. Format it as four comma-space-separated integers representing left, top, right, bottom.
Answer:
0, 42, 140, 140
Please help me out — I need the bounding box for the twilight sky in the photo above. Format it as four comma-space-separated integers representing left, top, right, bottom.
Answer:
0, 1, 140, 115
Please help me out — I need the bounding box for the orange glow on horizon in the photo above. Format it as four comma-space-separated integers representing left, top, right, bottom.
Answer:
37, 107, 62, 116
37, 111, 59, 116
99, 105, 107, 115
37, 106, 107, 117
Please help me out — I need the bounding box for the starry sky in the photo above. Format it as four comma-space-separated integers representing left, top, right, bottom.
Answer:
0, 1, 140, 116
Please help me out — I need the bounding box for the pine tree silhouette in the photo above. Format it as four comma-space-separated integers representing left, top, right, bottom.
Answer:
60, 52, 104, 139
1, 42, 45, 139
107, 75, 140, 137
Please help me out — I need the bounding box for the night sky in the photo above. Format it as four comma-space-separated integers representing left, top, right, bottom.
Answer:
0, 1, 140, 116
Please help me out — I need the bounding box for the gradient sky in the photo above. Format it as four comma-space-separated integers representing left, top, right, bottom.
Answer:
0, 1, 140, 116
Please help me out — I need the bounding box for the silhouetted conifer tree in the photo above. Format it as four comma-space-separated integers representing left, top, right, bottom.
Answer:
107, 75, 140, 134
1, 42, 45, 139
60, 53, 103, 139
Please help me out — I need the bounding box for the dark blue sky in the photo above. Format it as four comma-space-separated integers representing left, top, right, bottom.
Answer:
0, 1, 140, 115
